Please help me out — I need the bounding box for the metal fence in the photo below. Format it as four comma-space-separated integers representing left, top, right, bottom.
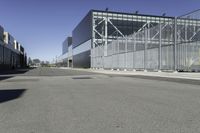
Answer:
91, 11, 200, 71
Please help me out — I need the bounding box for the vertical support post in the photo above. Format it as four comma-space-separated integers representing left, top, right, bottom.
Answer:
133, 34, 136, 71
124, 37, 127, 71
104, 17, 108, 57
174, 17, 177, 72
111, 42, 113, 70
92, 14, 96, 68
117, 38, 120, 71
92, 19, 96, 49
185, 23, 188, 70
144, 29, 148, 72
159, 23, 162, 71
103, 16, 108, 69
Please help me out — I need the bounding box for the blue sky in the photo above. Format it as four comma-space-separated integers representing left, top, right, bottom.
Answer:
0, 0, 200, 61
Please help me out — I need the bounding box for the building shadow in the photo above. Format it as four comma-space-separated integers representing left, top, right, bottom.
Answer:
0, 76, 13, 81
0, 89, 26, 103
0, 68, 35, 75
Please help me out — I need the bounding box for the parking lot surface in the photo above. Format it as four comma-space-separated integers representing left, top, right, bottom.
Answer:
0, 67, 200, 133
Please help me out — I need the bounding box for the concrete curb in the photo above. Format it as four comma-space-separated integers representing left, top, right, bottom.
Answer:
58, 67, 200, 81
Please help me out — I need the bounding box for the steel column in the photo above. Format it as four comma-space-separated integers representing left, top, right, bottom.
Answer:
174, 17, 177, 71
159, 23, 162, 70
144, 29, 148, 71
104, 17, 108, 57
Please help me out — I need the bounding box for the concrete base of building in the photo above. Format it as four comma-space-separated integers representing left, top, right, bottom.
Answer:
173, 71, 178, 73
73, 50, 90, 68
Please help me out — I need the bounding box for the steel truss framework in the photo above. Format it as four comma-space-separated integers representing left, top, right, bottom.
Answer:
91, 10, 200, 71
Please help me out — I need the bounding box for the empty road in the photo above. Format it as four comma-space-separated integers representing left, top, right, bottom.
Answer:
0, 67, 200, 133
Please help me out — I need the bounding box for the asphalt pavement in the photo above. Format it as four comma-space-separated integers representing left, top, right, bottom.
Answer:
0, 67, 200, 133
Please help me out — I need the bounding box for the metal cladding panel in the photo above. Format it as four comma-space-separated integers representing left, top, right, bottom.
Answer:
20, 46, 24, 54
68, 45, 73, 57
8, 34, 15, 51
62, 40, 68, 55
62, 37, 72, 55
73, 50, 91, 68
67, 37, 72, 46
73, 39, 91, 56
3, 32, 9, 44
0, 45, 3, 64
72, 11, 92, 48
9, 34, 14, 45
3, 32, 15, 51
14, 41, 20, 53
0, 26, 4, 42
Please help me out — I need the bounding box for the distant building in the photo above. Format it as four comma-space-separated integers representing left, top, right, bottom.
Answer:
0, 25, 27, 70
57, 37, 73, 67
62, 37, 72, 55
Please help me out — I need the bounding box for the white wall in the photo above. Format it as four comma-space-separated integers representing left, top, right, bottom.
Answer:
68, 45, 73, 58
73, 39, 91, 56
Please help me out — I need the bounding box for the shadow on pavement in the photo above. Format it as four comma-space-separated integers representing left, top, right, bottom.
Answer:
0, 68, 35, 75
0, 76, 13, 81
0, 89, 26, 103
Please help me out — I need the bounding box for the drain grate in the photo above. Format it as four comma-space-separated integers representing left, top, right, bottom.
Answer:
72, 77, 92, 80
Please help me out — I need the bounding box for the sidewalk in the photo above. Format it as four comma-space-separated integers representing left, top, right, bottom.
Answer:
59, 67, 200, 80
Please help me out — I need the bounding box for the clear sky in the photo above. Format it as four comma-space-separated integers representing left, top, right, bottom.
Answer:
0, 0, 200, 61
